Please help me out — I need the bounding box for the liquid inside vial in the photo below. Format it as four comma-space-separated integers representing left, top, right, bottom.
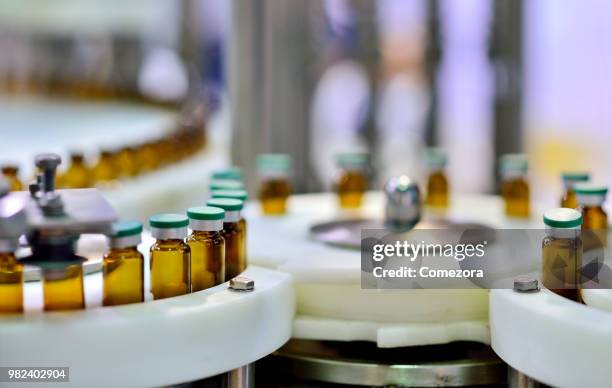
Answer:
92, 151, 117, 183
542, 234, 582, 302
260, 179, 291, 215
42, 264, 85, 311
0, 253, 23, 313
1, 166, 23, 191
222, 222, 245, 280
425, 170, 449, 208
187, 231, 225, 291
103, 247, 144, 306
501, 177, 530, 217
561, 189, 578, 209
337, 170, 367, 209
59, 154, 90, 188
150, 240, 190, 299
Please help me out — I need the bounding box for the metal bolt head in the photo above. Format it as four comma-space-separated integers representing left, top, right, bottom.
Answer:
513, 276, 539, 292
229, 276, 255, 291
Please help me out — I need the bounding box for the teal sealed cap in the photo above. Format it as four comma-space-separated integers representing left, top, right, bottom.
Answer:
187, 206, 225, 221
206, 198, 244, 211
211, 167, 243, 181
574, 183, 608, 196
256, 153, 292, 172
499, 154, 528, 173
209, 179, 245, 190
425, 148, 448, 168
111, 221, 143, 238
562, 172, 589, 182
335, 152, 369, 169
149, 213, 189, 229
211, 189, 249, 201
543, 208, 582, 228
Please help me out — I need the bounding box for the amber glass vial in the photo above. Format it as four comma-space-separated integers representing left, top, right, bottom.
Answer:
187, 206, 226, 291
424, 148, 449, 209
0, 238, 23, 313
103, 221, 145, 306
149, 214, 191, 300
560, 172, 589, 209
92, 150, 117, 184
115, 146, 139, 178
206, 198, 245, 280
542, 208, 583, 302
59, 152, 91, 188
499, 154, 530, 218
1, 165, 23, 191
575, 184, 608, 247
42, 264, 86, 311
211, 189, 249, 260
334, 152, 368, 209
257, 154, 292, 215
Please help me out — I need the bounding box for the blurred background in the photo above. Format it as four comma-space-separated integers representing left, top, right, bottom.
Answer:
1, 0, 611, 218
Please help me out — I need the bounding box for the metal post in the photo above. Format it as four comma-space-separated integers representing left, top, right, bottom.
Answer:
508, 367, 543, 388
228, 0, 313, 193
227, 364, 254, 388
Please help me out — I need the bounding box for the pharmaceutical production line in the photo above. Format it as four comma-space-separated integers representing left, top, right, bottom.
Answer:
1, 142, 612, 387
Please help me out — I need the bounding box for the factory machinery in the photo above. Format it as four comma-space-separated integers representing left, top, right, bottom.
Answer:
2, 156, 612, 388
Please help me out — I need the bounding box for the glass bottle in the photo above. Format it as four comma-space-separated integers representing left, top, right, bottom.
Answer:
499, 154, 530, 218
206, 198, 245, 280
186, 206, 226, 291
42, 263, 86, 311
103, 221, 144, 306
209, 179, 245, 192
335, 152, 368, 209
0, 238, 23, 313
560, 172, 589, 209
149, 214, 191, 299
92, 150, 117, 184
211, 167, 244, 182
542, 208, 582, 302
211, 189, 249, 263
575, 184, 608, 290
575, 184, 608, 247
424, 148, 449, 209
136, 141, 158, 173
257, 154, 292, 215
58, 152, 91, 188
115, 146, 139, 178
1, 165, 23, 191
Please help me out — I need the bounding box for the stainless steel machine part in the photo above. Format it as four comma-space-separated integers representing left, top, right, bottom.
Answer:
385, 175, 421, 231
261, 340, 507, 387
229, 276, 255, 292
513, 277, 540, 293
228, 364, 254, 388
508, 367, 544, 388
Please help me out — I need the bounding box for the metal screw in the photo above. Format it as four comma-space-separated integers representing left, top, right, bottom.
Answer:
229, 276, 255, 292
513, 276, 540, 292
35, 153, 61, 193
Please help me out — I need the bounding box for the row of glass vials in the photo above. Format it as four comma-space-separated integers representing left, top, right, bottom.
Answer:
0, 120, 206, 191
0, 185, 247, 313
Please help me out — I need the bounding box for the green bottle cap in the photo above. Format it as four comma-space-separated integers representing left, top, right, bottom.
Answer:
111, 221, 143, 238
425, 148, 448, 168
543, 208, 582, 228
149, 213, 189, 229
211, 189, 249, 201
499, 154, 528, 173
574, 183, 608, 196
206, 198, 244, 211
256, 153, 292, 172
211, 167, 243, 181
561, 172, 590, 182
209, 180, 245, 191
187, 206, 225, 221
335, 152, 369, 168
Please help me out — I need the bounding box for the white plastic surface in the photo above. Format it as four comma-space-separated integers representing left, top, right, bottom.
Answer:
490, 289, 612, 388
0, 266, 294, 388
246, 192, 541, 347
